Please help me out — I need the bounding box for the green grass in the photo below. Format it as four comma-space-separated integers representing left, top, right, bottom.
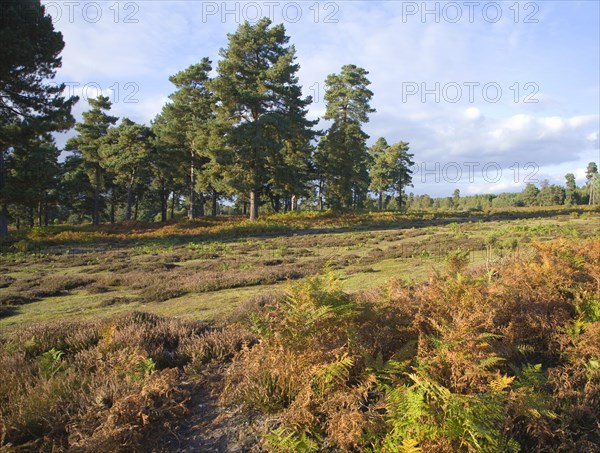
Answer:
1, 208, 598, 333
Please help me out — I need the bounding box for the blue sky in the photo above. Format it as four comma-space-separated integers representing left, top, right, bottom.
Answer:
44, 0, 599, 198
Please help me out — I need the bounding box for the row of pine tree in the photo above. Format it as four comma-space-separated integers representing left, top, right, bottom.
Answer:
1, 4, 598, 237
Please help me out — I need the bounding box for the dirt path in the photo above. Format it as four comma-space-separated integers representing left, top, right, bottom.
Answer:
166, 366, 262, 453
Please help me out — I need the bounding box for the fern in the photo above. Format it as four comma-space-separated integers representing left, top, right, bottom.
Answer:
379, 371, 518, 452
249, 312, 271, 338
264, 427, 318, 453
312, 353, 353, 398
582, 295, 600, 322
38, 348, 65, 379
515, 363, 545, 388
132, 357, 156, 382
478, 355, 505, 370
280, 272, 356, 344
489, 374, 515, 392
512, 363, 557, 421
367, 353, 409, 387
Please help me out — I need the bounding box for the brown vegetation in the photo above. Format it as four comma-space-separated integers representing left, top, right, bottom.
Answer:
1, 237, 599, 451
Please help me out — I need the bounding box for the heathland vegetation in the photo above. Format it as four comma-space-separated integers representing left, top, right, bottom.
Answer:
1, 1, 600, 451
0, 209, 599, 451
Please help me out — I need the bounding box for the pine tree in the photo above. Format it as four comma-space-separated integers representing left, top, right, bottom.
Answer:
59, 154, 94, 224
368, 137, 414, 210
154, 58, 215, 219
101, 118, 153, 221
538, 180, 565, 206
564, 173, 577, 205
5, 136, 60, 226
66, 96, 118, 225
210, 18, 315, 220
316, 65, 375, 210
585, 162, 598, 205
452, 189, 461, 209
0, 0, 77, 236
368, 137, 390, 210
387, 141, 414, 209
521, 183, 540, 207
148, 132, 181, 222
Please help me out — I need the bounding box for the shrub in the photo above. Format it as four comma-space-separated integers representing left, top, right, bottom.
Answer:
0, 275, 15, 288
222, 239, 600, 452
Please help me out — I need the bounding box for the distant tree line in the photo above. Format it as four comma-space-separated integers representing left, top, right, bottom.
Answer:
407, 162, 599, 212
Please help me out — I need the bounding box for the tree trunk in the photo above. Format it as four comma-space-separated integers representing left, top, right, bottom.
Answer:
0, 207, 7, 238
0, 150, 7, 238
93, 164, 101, 226
110, 198, 115, 224
188, 152, 196, 220
160, 180, 167, 223
273, 196, 281, 213
397, 182, 403, 209
197, 192, 205, 217
38, 201, 43, 227
242, 202, 247, 215
291, 195, 297, 211
378, 192, 383, 211
211, 188, 218, 217
125, 173, 135, 221
170, 192, 176, 220
318, 177, 324, 211
134, 194, 139, 221
133, 195, 140, 221
249, 188, 259, 221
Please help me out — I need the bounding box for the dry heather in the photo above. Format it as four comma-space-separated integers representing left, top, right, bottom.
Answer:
0, 313, 254, 451
0, 237, 598, 452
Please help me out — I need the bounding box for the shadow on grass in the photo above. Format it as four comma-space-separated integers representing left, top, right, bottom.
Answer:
1, 206, 598, 255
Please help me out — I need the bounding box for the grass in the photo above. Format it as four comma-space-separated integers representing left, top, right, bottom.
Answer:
0, 208, 599, 451
1, 208, 598, 333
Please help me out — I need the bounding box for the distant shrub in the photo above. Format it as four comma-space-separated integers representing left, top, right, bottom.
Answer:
0, 275, 15, 288
445, 249, 470, 275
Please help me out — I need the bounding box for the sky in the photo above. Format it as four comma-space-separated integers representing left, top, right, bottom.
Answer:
42, 0, 600, 198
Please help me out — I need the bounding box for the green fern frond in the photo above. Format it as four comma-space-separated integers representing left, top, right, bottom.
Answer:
264, 427, 318, 453
312, 353, 353, 398
478, 355, 505, 370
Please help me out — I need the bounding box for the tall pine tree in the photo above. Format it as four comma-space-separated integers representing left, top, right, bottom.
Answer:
316, 65, 374, 210
0, 0, 77, 236
66, 96, 118, 225
368, 138, 414, 210
154, 58, 215, 219
101, 118, 153, 221
210, 18, 315, 220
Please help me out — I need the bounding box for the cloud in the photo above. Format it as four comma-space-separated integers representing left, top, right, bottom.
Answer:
44, 0, 599, 198
465, 107, 483, 121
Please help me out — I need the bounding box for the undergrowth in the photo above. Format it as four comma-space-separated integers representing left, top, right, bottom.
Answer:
225, 238, 600, 452
0, 237, 598, 451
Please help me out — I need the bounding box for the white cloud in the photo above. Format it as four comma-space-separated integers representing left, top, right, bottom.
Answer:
465, 107, 482, 121
43, 0, 599, 198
